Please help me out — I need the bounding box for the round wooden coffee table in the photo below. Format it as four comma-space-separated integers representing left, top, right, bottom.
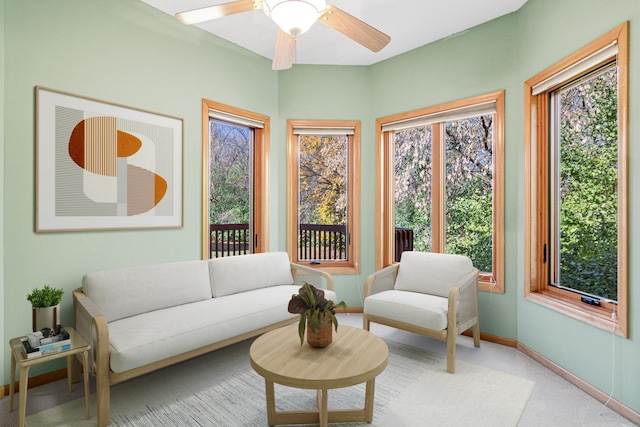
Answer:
250, 324, 388, 427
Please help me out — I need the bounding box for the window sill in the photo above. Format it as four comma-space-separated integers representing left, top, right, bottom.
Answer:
297, 263, 359, 275
525, 292, 623, 337
479, 277, 504, 293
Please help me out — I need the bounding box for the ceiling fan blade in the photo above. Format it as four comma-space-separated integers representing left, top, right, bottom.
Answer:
176, 0, 262, 25
272, 29, 296, 70
319, 5, 390, 52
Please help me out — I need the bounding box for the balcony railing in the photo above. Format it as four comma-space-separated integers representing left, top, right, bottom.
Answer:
394, 227, 414, 262
209, 223, 414, 261
210, 224, 250, 257
299, 223, 348, 261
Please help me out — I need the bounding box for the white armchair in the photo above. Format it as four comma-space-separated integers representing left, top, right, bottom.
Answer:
363, 251, 480, 373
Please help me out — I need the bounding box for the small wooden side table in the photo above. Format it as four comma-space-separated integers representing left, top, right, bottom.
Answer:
8, 326, 91, 427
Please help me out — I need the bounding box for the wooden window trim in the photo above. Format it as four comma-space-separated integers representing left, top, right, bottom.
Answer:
375, 91, 505, 293
523, 22, 628, 337
201, 99, 270, 259
286, 120, 361, 274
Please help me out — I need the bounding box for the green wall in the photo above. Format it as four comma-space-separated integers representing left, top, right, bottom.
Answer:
514, 0, 640, 411
1, 0, 279, 378
2, 0, 639, 416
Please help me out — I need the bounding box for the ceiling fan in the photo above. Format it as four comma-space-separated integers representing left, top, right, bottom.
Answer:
176, 0, 391, 70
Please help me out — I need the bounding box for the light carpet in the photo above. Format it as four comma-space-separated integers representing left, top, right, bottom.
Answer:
27, 338, 535, 426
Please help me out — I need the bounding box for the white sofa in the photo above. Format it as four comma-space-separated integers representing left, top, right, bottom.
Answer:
73, 252, 335, 427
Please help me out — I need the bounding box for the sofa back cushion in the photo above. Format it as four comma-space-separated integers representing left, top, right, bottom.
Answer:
209, 252, 294, 297
82, 260, 212, 322
394, 251, 474, 298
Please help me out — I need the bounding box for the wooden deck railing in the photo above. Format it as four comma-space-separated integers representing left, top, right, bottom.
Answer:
394, 227, 414, 262
298, 223, 348, 261
209, 223, 414, 261
210, 223, 250, 257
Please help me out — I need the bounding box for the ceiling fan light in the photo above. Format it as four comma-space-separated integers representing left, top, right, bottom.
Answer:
263, 0, 326, 36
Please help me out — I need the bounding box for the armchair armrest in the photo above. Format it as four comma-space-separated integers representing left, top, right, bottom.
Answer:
364, 263, 399, 298
290, 262, 334, 291
448, 269, 479, 332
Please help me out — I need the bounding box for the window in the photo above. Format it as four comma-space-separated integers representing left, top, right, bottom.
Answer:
376, 91, 505, 293
202, 99, 270, 259
287, 120, 360, 274
524, 22, 628, 336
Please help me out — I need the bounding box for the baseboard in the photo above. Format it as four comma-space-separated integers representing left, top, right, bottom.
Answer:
462, 329, 517, 348
1, 367, 67, 396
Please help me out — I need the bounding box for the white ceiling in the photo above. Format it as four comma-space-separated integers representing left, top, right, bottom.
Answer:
141, 0, 528, 66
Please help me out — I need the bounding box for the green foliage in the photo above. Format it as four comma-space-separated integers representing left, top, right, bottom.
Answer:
287, 282, 347, 346
208, 120, 251, 225
557, 66, 618, 300
445, 188, 493, 272
394, 115, 494, 271
26, 284, 64, 308
298, 135, 347, 226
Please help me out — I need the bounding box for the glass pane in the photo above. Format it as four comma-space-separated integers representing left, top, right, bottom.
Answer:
556, 65, 618, 301
298, 135, 348, 261
393, 126, 432, 260
444, 115, 493, 273
209, 119, 252, 258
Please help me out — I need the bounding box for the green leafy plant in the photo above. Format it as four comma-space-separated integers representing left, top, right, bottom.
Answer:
288, 282, 346, 346
26, 285, 64, 308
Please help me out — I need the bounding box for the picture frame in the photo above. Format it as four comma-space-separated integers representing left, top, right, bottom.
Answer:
36, 86, 183, 231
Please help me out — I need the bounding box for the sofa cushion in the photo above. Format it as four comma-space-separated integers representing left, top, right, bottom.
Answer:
107, 285, 298, 373
394, 252, 474, 298
82, 260, 212, 322
208, 252, 294, 297
364, 289, 449, 331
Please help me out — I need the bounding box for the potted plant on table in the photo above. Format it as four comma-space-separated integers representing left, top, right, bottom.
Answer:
288, 282, 346, 348
27, 284, 64, 332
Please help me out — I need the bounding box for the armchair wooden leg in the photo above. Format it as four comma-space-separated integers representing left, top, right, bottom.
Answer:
363, 315, 371, 331
472, 323, 481, 348
446, 333, 456, 374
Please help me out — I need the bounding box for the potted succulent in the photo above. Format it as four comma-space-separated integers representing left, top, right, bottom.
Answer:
27, 284, 64, 332
288, 282, 346, 347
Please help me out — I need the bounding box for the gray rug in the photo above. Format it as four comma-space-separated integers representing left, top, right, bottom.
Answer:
27, 338, 535, 426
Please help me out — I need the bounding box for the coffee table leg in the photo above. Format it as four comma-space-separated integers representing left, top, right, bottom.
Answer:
364, 378, 376, 422
317, 389, 328, 427
264, 380, 276, 426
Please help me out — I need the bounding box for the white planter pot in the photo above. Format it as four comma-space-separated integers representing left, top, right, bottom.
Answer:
32, 304, 60, 332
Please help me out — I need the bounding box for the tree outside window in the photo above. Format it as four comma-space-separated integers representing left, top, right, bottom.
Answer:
202, 99, 269, 259
378, 91, 504, 293
287, 120, 360, 274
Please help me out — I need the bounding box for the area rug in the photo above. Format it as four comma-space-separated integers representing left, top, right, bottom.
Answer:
26, 338, 535, 426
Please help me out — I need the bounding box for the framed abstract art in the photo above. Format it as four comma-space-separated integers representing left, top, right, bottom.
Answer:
36, 86, 183, 231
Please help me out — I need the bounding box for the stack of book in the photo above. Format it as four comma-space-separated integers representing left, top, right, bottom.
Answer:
21, 329, 71, 359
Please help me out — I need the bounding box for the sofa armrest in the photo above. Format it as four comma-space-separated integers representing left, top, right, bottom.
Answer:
290, 263, 334, 291
364, 263, 399, 298
74, 290, 112, 426
73, 290, 110, 377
